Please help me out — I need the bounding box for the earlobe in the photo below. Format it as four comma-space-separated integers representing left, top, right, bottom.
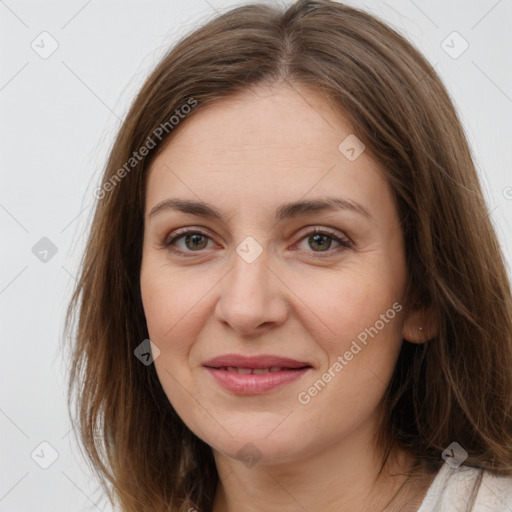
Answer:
401, 307, 436, 344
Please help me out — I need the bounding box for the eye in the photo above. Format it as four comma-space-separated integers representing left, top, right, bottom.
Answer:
161, 226, 352, 257
163, 228, 215, 255
293, 228, 352, 256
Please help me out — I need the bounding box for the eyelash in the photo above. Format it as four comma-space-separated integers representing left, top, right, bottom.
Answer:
161, 227, 352, 258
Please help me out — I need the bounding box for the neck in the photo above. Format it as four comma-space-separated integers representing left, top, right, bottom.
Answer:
211, 428, 432, 512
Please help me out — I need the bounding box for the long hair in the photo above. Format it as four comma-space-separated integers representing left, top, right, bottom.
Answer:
63, 1, 512, 510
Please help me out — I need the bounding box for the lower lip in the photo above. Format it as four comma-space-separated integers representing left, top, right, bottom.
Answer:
205, 367, 311, 394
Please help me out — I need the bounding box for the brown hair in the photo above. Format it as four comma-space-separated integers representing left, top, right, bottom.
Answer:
63, 1, 512, 510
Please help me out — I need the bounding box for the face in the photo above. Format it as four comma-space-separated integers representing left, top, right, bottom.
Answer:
140, 83, 414, 467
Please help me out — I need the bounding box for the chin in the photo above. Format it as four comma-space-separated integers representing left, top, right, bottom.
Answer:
206, 429, 308, 468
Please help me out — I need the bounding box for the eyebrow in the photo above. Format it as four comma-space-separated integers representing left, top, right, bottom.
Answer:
148, 197, 374, 222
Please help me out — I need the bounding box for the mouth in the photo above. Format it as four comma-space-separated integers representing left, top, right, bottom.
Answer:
202, 354, 313, 394
207, 366, 310, 374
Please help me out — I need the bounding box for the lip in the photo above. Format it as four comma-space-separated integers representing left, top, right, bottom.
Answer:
203, 354, 312, 369
203, 354, 313, 395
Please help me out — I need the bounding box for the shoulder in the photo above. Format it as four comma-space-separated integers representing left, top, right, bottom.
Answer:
476, 467, 512, 511
417, 462, 512, 512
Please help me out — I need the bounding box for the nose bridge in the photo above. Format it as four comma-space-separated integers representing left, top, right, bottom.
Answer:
226, 245, 270, 304
215, 241, 288, 333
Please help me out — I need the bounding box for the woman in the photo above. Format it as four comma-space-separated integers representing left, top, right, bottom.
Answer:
64, 1, 512, 510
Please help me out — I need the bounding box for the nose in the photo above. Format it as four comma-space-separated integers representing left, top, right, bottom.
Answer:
214, 252, 289, 338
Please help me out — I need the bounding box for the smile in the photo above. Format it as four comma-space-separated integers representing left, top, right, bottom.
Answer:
204, 366, 311, 394
215, 366, 299, 374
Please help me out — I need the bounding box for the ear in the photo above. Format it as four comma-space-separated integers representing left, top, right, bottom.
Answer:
401, 303, 437, 344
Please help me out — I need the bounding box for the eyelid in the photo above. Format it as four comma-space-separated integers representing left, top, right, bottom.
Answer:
290, 227, 352, 256
163, 226, 211, 244
161, 226, 216, 253
162, 225, 353, 257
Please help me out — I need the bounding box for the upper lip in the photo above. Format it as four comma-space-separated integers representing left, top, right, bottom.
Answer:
203, 354, 312, 369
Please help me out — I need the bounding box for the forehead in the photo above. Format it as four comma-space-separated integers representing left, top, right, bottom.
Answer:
145, 83, 394, 225
153, 83, 355, 163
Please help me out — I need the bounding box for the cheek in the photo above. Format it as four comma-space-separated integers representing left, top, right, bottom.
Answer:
139, 263, 199, 416
295, 307, 403, 436
140, 257, 204, 345
290, 265, 404, 405
289, 261, 402, 348
139, 259, 213, 400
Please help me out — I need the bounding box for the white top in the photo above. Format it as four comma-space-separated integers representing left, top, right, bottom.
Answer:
417, 462, 512, 511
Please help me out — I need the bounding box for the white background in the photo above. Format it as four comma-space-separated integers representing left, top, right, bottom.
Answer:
1, 0, 511, 510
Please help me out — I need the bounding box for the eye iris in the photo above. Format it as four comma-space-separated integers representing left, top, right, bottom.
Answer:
309, 233, 331, 251
185, 233, 208, 250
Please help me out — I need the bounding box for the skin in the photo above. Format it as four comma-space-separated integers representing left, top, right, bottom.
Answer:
140, 82, 436, 511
